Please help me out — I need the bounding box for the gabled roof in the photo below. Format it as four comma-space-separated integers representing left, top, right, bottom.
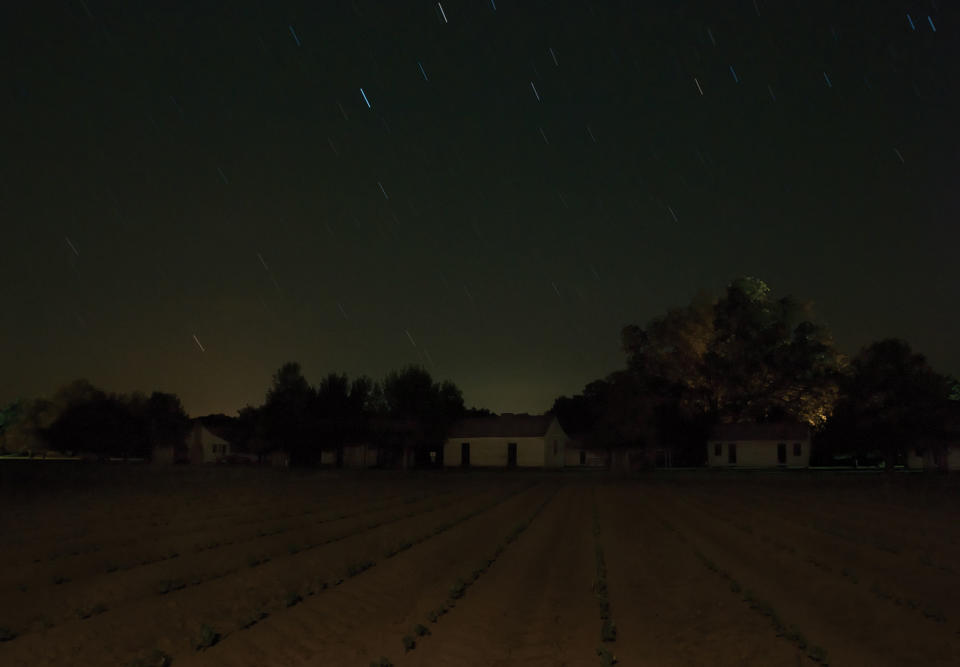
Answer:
448, 414, 555, 438
193, 417, 232, 443
709, 421, 810, 441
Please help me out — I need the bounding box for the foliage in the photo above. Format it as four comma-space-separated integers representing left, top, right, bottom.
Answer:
819, 339, 954, 469
556, 277, 845, 464
248, 361, 476, 466
261, 362, 317, 465
43, 393, 149, 458
623, 277, 845, 427
380, 365, 466, 463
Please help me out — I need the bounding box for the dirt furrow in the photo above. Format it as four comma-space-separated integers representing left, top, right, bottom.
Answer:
596, 482, 812, 666
677, 487, 960, 625
656, 486, 960, 666
0, 486, 484, 638
399, 483, 596, 667
0, 482, 528, 666
169, 483, 555, 666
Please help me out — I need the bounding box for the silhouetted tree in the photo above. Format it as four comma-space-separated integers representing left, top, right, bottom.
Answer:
0, 400, 23, 451
262, 362, 318, 465
820, 339, 953, 471
237, 404, 270, 456
143, 392, 191, 459
380, 365, 466, 465
622, 277, 845, 426
44, 394, 149, 458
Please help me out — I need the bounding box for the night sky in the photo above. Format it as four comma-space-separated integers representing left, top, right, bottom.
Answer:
2, 1, 957, 417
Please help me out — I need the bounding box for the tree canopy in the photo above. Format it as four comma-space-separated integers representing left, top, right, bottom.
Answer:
817, 338, 954, 469
622, 276, 846, 427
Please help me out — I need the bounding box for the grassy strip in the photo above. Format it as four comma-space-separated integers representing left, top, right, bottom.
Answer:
593, 490, 617, 665
375, 488, 557, 665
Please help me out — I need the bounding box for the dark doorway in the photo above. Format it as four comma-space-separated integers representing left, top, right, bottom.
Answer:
777, 443, 787, 464
461, 442, 470, 467
728, 443, 737, 464
579, 450, 586, 465
507, 442, 517, 467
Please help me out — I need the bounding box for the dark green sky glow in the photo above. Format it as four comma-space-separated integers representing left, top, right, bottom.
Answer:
2, 1, 957, 416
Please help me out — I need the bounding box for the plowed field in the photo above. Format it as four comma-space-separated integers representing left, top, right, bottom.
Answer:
1, 465, 958, 666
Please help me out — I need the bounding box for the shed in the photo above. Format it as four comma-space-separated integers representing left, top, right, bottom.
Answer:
707, 422, 811, 468
563, 432, 609, 468
443, 414, 567, 468
908, 403, 960, 471
187, 420, 233, 464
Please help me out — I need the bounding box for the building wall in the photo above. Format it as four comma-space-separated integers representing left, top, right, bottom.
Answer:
564, 446, 609, 467
542, 419, 568, 468
343, 443, 379, 468
915, 445, 960, 471
907, 449, 925, 470
152, 446, 176, 465
188, 424, 231, 463
706, 438, 810, 468
949, 447, 960, 470
443, 436, 545, 467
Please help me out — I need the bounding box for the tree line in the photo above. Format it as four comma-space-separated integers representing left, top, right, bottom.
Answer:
0, 381, 191, 460
235, 363, 489, 466
549, 276, 960, 470
0, 365, 490, 465
2, 276, 957, 469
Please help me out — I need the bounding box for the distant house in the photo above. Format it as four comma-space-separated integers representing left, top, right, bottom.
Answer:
563, 433, 609, 468
342, 442, 381, 468
443, 414, 567, 468
267, 450, 290, 467
908, 403, 960, 471
187, 419, 233, 464
318, 443, 381, 468
152, 445, 179, 465
707, 422, 811, 468
908, 445, 960, 471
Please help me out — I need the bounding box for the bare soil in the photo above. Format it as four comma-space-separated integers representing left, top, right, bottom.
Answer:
1, 465, 958, 667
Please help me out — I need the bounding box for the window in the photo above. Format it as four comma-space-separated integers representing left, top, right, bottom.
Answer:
714, 443, 722, 456
793, 442, 802, 457
728, 443, 737, 464
553, 440, 558, 455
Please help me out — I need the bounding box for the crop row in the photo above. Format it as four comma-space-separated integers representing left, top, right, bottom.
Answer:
370, 487, 558, 666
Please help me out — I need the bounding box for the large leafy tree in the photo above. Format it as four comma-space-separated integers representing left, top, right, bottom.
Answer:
143, 392, 192, 458
380, 365, 466, 464
821, 339, 953, 470
44, 393, 149, 458
622, 277, 845, 427
262, 362, 318, 465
